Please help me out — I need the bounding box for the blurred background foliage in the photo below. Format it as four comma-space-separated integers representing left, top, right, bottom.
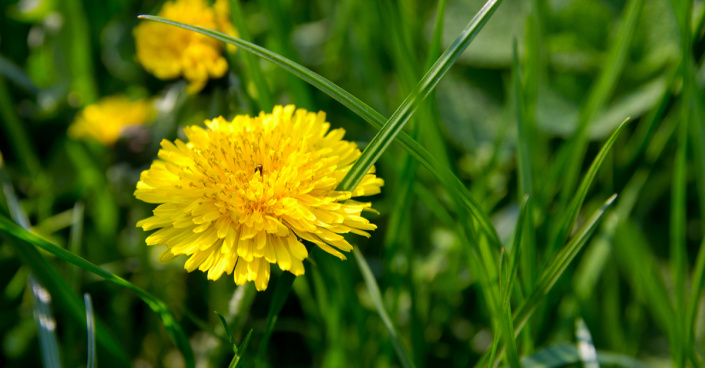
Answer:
0, 0, 704, 367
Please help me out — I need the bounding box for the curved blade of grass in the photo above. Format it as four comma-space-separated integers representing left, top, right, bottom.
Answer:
354, 248, 416, 368
0, 157, 129, 366
84, 293, 96, 368
519, 343, 648, 368
229, 329, 253, 368
29, 276, 61, 368
136, 12, 502, 249
227, 0, 273, 111
549, 0, 643, 208
549, 118, 630, 254
338, 0, 503, 192
217, 311, 252, 368
0, 216, 195, 368
256, 271, 295, 367
514, 194, 617, 335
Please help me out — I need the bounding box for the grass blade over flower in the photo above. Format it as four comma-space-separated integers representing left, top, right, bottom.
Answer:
134, 105, 383, 291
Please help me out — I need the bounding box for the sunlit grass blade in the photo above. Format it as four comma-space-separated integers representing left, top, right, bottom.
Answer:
84, 293, 96, 368
514, 194, 617, 336
227, 0, 273, 112
353, 248, 416, 368
0, 155, 129, 366
256, 271, 295, 367
136, 14, 502, 249
338, 0, 503, 192
0, 54, 39, 94
576, 319, 599, 368
548, 119, 629, 253
520, 344, 648, 368
0, 216, 194, 368
29, 276, 61, 368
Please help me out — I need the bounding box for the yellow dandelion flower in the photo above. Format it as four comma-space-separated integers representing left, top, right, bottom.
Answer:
134, 105, 384, 291
134, 0, 237, 94
68, 95, 155, 146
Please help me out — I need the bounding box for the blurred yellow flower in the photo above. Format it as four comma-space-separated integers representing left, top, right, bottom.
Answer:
134, 105, 383, 291
134, 0, 237, 94
68, 95, 155, 146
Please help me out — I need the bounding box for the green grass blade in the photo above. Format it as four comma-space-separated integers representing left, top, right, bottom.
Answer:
353, 248, 416, 368
0, 216, 194, 368
217, 311, 252, 368
551, 0, 643, 204
424, 0, 448, 71
229, 329, 253, 368
0, 76, 41, 177
576, 319, 599, 368
512, 40, 532, 199
216, 312, 236, 350
338, 0, 503, 192
29, 276, 62, 368
514, 194, 617, 336
256, 0, 313, 108
520, 343, 648, 368
61, 0, 98, 105
136, 13, 502, 249
84, 293, 96, 368
0, 156, 128, 366
227, 0, 273, 112
549, 119, 630, 253
256, 272, 295, 367
0, 54, 39, 94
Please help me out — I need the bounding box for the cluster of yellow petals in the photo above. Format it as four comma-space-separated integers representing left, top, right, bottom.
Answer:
134, 0, 237, 93
135, 106, 384, 290
68, 95, 155, 145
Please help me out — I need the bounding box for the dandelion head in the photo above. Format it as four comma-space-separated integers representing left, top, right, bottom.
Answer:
68, 95, 155, 146
135, 105, 384, 291
134, 0, 237, 94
